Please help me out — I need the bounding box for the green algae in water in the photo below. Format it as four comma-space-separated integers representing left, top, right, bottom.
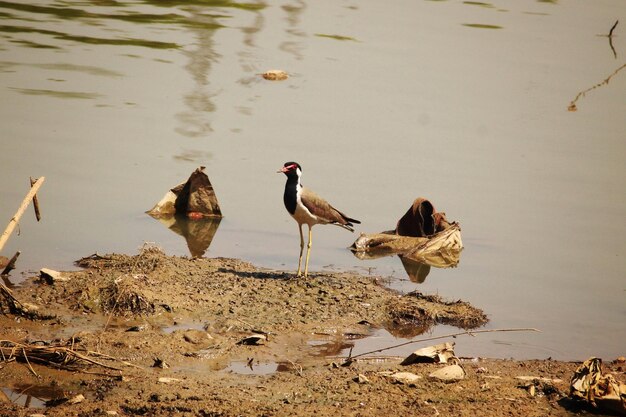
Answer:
315, 33, 358, 42
462, 23, 503, 29
10, 87, 102, 99
463, 1, 495, 8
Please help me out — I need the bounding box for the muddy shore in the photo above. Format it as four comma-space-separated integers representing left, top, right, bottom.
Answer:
0, 248, 623, 416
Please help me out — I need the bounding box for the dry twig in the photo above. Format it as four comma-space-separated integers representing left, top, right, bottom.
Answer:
609, 20, 619, 38
29, 177, 42, 222
0, 177, 45, 253
287, 360, 304, 377
568, 62, 626, 111
0, 339, 137, 374
0, 282, 55, 320
1, 251, 21, 275
21, 347, 39, 377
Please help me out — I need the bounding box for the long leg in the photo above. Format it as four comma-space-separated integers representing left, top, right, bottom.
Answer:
304, 225, 312, 277
297, 224, 304, 276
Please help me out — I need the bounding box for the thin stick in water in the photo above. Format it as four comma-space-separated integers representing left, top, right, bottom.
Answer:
568, 63, 626, 111
609, 20, 619, 38
347, 327, 540, 361
0, 177, 45, 253
29, 177, 42, 222
1, 251, 21, 275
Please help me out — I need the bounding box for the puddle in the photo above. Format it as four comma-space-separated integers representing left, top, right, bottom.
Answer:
308, 338, 356, 357
1, 384, 66, 408
0, 0, 624, 362
162, 321, 206, 334
219, 330, 410, 376
335, 328, 414, 359
225, 360, 279, 376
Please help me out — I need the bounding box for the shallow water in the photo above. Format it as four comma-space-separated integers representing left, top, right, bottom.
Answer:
1, 384, 65, 408
1, 0, 624, 360
226, 360, 279, 375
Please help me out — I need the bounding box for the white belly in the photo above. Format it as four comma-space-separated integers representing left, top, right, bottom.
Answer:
291, 202, 319, 227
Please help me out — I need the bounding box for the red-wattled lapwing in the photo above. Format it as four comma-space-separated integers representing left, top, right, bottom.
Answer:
278, 161, 360, 277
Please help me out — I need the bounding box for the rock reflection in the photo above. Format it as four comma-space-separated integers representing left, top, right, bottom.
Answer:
384, 319, 432, 339
399, 256, 431, 284
353, 245, 460, 284
152, 215, 221, 258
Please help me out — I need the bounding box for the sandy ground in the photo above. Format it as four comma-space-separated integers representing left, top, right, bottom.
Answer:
0, 247, 623, 416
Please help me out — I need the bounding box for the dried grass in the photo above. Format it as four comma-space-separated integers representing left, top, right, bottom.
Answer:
73, 244, 167, 316
387, 291, 488, 330
0, 339, 138, 374
76, 243, 166, 273
100, 274, 156, 316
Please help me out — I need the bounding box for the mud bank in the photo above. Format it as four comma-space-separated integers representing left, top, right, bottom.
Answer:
0, 248, 623, 416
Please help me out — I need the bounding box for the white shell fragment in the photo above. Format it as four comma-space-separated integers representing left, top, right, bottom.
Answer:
354, 373, 370, 384
237, 334, 267, 345
428, 364, 466, 383
40, 268, 70, 283
68, 394, 85, 404
158, 377, 182, 383
401, 342, 455, 365
389, 372, 422, 386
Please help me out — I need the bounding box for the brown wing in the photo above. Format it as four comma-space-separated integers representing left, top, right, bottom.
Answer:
300, 187, 359, 230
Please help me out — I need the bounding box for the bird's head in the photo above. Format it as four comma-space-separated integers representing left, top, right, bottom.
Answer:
278, 161, 302, 177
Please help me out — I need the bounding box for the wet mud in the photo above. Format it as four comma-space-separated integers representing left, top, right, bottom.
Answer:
0, 247, 623, 416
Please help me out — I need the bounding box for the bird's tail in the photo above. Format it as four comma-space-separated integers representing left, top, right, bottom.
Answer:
345, 216, 361, 225
337, 223, 355, 232
338, 215, 360, 232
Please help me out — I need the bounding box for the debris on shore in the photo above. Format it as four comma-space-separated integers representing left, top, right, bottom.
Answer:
351, 198, 462, 276
0, 250, 622, 417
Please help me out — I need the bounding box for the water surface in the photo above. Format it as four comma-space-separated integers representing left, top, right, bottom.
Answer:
1, 0, 625, 360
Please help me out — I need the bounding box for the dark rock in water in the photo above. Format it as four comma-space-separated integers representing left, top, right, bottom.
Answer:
173, 166, 222, 218
147, 166, 223, 219
396, 198, 439, 237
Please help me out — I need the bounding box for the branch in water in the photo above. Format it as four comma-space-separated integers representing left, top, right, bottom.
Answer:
343, 327, 540, 364
609, 20, 619, 38
568, 62, 626, 111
